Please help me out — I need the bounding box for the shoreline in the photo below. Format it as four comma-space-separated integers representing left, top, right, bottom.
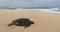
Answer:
0, 9, 60, 14
0, 9, 60, 32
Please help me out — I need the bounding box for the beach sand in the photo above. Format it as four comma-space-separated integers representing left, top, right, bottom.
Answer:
0, 9, 60, 32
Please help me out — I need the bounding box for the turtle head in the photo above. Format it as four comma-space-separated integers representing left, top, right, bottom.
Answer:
30, 21, 34, 24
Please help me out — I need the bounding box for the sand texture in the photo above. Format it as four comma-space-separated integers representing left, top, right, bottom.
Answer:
0, 9, 60, 32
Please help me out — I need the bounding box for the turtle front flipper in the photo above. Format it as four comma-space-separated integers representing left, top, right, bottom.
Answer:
24, 23, 31, 28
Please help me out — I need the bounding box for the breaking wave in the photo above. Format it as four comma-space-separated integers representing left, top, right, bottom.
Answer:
16, 8, 60, 14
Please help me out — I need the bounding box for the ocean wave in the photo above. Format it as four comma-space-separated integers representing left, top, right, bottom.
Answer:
16, 8, 60, 14
32, 8, 60, 14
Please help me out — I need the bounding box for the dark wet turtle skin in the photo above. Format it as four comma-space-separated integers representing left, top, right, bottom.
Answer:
8, 18, 34, 28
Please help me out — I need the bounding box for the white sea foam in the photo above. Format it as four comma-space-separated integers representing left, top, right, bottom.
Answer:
35, 8, 60, 14
16, 8, 60, 14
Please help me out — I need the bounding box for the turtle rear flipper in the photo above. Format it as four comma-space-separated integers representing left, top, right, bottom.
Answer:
8, 23, 13, 26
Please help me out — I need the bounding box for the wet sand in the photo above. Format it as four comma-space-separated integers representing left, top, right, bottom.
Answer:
0, 9, 60, 32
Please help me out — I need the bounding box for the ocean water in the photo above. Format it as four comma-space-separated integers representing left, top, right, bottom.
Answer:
16, 8, 60, 14
1, 7, 60, 14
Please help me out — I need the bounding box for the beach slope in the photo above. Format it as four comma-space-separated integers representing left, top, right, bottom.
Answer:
0, 9, 60, 32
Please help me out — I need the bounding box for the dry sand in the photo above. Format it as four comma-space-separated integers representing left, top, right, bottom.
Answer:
0, 9, 60, 32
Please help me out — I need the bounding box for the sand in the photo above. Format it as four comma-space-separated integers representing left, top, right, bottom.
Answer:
0, 9, 60, 32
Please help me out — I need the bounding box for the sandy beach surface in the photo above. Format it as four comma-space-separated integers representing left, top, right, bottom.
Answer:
0, 9, 60, 32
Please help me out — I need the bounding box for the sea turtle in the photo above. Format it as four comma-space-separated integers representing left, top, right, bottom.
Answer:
8, 18, 34, 28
